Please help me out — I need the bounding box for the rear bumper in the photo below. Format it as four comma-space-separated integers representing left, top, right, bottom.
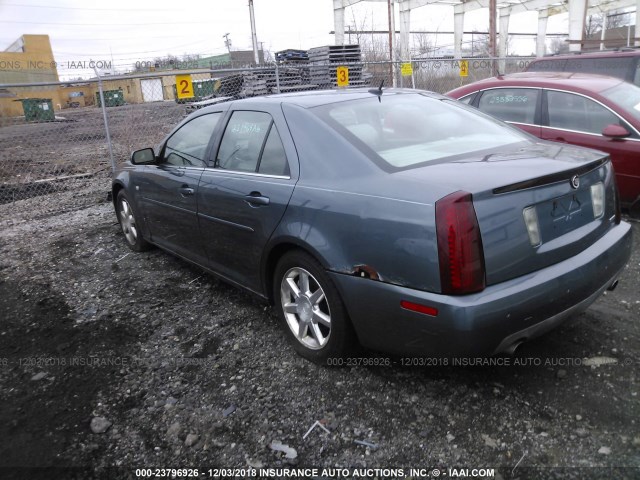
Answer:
330, 221, 633, 356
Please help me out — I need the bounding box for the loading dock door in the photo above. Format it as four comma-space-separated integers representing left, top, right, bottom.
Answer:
141, 78, 164, 102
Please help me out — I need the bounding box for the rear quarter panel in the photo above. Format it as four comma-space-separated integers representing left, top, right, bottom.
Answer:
276, 103, 459, 292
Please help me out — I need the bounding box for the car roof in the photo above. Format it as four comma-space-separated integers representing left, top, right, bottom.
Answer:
208, 88, 440, 111
451, 72, 627, 95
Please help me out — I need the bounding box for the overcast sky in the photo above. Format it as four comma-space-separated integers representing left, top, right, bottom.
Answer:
1, 0, 568, 80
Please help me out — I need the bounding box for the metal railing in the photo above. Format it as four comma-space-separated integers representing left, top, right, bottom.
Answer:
0, 57, 534, 204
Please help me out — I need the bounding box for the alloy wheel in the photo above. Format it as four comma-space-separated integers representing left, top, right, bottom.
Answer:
280, 267, 332, 350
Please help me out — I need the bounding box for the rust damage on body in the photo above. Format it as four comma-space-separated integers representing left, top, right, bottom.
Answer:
351, 264, 382, 281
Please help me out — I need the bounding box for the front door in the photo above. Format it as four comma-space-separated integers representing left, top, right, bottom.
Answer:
139, 112, 223, 263
540, 89, 640, 207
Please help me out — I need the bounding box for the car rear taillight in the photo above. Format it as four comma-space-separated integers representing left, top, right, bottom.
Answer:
436, 191, 486, 295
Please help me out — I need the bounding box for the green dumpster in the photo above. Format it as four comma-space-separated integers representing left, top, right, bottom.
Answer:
18, 98, 55, 122
193, 79, 215, 99
96, 89, 125, 107
173, 79, 216, 103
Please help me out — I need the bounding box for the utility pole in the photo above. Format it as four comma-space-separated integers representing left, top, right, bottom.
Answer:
248, 0, 260, 65
489, 0, 497, 74
223, 33, 232, 68
388, 0, 396, 86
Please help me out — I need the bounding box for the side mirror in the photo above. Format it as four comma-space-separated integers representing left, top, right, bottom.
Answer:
131, 148, 155, 165
602, 124, 630, 139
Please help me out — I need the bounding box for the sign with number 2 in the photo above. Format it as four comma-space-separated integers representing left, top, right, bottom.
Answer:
176, 74, 194, 99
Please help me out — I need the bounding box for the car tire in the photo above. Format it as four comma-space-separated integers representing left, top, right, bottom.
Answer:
274, 250, 355, 364
116, 190, 151, 252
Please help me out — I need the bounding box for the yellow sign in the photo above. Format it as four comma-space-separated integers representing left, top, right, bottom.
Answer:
176, 74, 194, 99
401, 63, 413, 76
459, 60, 469, 77
336, 66, 349, 87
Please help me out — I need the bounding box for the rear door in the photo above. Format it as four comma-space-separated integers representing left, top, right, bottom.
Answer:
539, 89, 640, 205
197, 107, 298, 293
474, 87, 542, 137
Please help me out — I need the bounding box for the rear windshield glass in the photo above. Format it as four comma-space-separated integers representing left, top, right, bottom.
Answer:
311, 93, 528, 168
601, 82, 640, 123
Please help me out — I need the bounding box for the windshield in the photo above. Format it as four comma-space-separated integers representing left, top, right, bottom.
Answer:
601, 82, 640, 123
311, 93, 529, 169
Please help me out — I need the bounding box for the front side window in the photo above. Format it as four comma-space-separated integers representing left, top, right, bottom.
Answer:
547, 91, 620, 135
477, 88, 539, 124
601, 81, 640, 128
162, 112, 222, 167
216, 111, 289, 176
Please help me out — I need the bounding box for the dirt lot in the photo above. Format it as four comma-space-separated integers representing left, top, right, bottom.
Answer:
0, 102, 186, 203
0, 178, 639, 480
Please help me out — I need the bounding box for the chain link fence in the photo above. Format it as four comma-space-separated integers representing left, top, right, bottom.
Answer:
0, 57, 533, 205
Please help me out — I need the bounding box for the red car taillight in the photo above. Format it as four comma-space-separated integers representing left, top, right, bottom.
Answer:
436, 191, 486, 295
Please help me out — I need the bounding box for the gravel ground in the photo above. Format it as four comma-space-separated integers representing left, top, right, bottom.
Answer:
0, 179, 639, 480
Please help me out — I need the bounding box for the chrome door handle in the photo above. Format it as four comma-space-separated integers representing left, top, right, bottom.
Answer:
179, 186, 194, 197
244, 192, 270, 206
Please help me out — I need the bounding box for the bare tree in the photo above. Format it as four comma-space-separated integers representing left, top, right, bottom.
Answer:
413, 33, 433, 56
469, 32, 511, 57
585, 11, 629, 37
584, 14, 603, 38
583, 10, 632, 49
348, 9, 369, 46
606, 11, 629, 29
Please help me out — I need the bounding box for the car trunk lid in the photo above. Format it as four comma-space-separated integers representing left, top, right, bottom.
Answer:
402, 142, 617, 287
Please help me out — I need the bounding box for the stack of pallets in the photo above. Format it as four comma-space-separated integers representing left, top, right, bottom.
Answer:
275, 49, 309, 65
307, 45, 363, 88
262, 67, 313, 92
241, 73, 269, 97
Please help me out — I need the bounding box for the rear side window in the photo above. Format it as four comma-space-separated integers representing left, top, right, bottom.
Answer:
477, 88, 539, 124
547, 91, 619, 134
216, 111, 289, 176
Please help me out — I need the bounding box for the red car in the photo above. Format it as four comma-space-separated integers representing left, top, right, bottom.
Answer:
447, 72, 640, 212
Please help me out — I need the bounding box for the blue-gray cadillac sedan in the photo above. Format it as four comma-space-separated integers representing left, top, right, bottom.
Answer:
112, 89, 632, 363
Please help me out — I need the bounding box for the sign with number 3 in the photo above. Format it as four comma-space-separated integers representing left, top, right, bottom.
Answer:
336, 66, 349, 87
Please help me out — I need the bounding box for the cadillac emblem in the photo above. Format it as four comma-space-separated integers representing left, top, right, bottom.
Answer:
570, 175, 580, 189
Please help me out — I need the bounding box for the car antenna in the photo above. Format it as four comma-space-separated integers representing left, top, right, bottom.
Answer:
368, 80, 384, 102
